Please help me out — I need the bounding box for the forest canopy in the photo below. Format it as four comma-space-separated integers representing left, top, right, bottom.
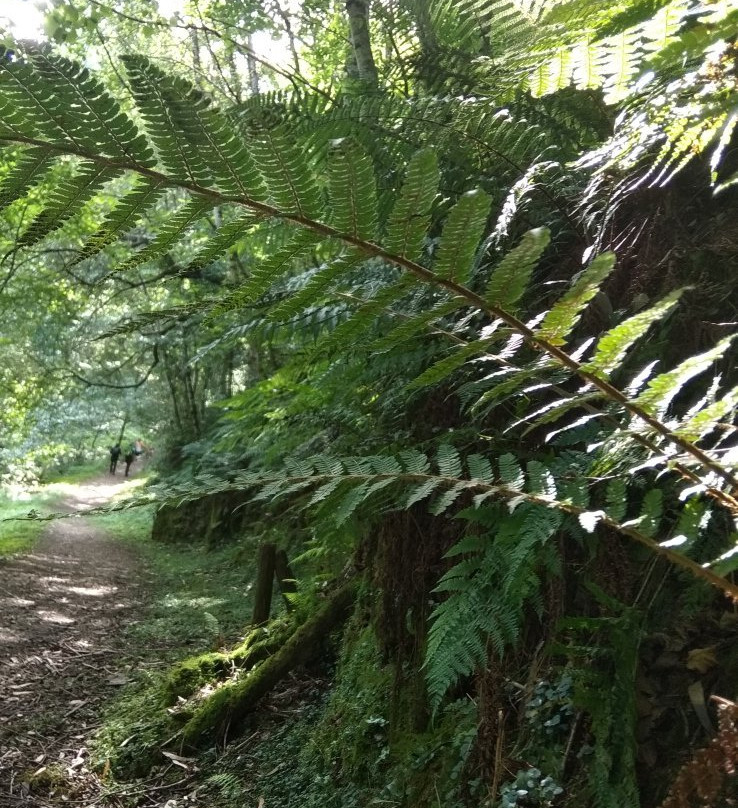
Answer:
1, 0, 738, 806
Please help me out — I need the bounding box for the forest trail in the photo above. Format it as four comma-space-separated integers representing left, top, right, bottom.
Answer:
0, 473, 146, 807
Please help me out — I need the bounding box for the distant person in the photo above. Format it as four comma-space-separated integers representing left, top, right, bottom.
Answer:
109, 443, 121, 474
124, 446, 135, 478
134, 438, 144, 457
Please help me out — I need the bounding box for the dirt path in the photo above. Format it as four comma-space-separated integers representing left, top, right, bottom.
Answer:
0, 474, 146, 807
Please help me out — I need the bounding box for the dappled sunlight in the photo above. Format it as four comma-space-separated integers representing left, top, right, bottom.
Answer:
161, 594, 229, 609
0, 627, 25, 644
0, 472, 146, 797
36, 609, 76, 625
63, 584, 119, 597
0, 595, 35, 607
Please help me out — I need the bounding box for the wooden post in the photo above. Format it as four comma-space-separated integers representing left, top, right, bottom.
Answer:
274, 549, 297, 611
251, 543, 276, 625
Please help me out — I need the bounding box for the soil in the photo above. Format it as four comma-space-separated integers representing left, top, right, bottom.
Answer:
0, 473, 148, 807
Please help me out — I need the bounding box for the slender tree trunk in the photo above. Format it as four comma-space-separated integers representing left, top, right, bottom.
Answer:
246, 34, 260, 96
271, 0, 302, 75
225, 44, 243, 103
190, 28, 203, 91
410, 0, 437, 57
345, 0, 379, 87
116, 413, 128, 445
252, 543, 277, 625
184, 369, 201, 436
162, 350, 184, 432
275, 549, 297, 610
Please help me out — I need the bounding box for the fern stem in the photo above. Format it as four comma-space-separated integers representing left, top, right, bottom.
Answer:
351, 290, 734, 514
3, 132, 736, 507
163, 471, 738, 600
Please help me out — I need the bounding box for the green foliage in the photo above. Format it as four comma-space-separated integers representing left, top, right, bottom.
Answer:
557, 588, 642, 807
425, 503, 562, 710
485, 227, 550, 312
434, 189, 490, 284
0, 44, 734, 517
385, 148, 439, 259
499, 768, 564, 808
1, 9, 738, 805
537, 253, 615, 345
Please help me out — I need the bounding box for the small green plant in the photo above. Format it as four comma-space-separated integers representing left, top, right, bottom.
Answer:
525, 675, 574, 739
498, 768, 563, 808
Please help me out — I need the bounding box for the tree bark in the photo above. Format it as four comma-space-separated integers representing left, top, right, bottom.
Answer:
345, 0, 379, 88
116, 412, 129, 446
251, 543, 276, 625
274, 548, 297, 610
246, 33, 260, 96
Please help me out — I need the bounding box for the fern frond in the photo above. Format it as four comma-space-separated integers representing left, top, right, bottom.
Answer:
183, 210, 260, 274
606, 478, 628, 522
327, 140, 378, 240
425, 501, 560, 710
635, 336, 735, 419
407, 338, 497, 391
320, 277, 417, 352
537, 252, 616, 346
499, 453, 525, 489
434, 189, 491, 284
213, 228, 322, 313
370, 297, 464, 353
121, 55, 211, 186
269, 248, 365, 321
485, 227, 550, 313
18, 161, 121, 248
23, 48, 155, 165
437, 444, 462, 478
114, 198, 213, 273
584, 289, 684, 379
249, 124, 322, 218
674, 386, 738, 443
467, 454, 494, 482
384, 148, 439, 259
70, 177, 168, 266
0, 147, 56, 208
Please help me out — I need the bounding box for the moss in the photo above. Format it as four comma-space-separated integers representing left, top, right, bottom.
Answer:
165, 651, 230, 702
303, 624, 392, 789
24, 764, 68, 790
182, 582, 357, 745
92, 670, 177, 778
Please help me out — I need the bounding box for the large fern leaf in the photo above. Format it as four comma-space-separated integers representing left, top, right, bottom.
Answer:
384, 148, 439, 259
485, 227, 550, 313
433, 189, 491, 284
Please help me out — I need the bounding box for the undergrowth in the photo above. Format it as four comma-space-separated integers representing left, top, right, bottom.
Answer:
0, 495, 51, 555
89, 505, 268, 776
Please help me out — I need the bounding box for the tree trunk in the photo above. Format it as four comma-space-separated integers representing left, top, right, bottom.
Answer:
116, 412, 129, 446
251, 543, 276, 625
246, 33, 260, 96
345, 0, 379, 88
275, 548, 297, 610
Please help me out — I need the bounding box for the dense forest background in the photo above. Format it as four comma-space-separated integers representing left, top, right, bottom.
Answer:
2, 0, 738, 806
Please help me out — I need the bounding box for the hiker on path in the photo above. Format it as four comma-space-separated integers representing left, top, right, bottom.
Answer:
124, 445, 135, 478
109, 443, 121, 474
